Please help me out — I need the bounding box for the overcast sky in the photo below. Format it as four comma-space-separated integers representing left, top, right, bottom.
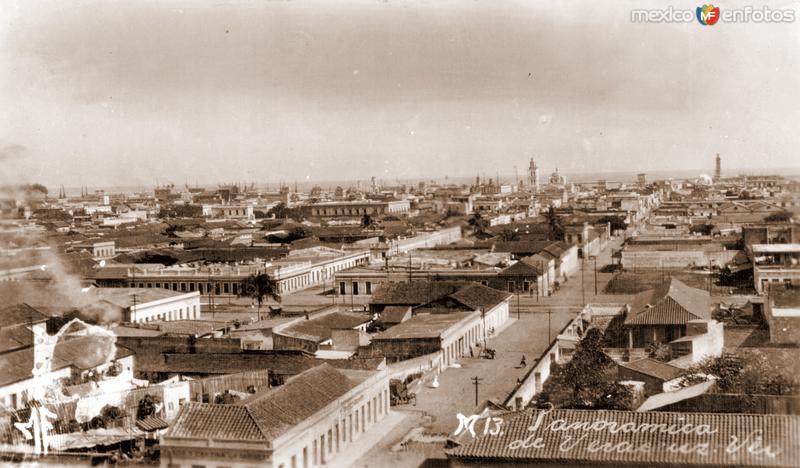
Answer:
1, 0, 799, 188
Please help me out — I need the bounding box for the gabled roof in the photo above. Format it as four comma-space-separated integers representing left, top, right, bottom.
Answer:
281, 312, 371, 342
370, 281, 510, 311
380, 306, 412, 324
166, 403, 266, 441
448, 283, 512, 311
625, 277, 710, 326
242, 364, 357, 440
0, 303, 49, 328
499, 257, 544, 276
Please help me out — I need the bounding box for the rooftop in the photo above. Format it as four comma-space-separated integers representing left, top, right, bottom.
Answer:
165, 364, 372, 443
626, 277, 711, 326
280, 311, 371, 342
446, 408, 800, 467
373, 311, 473, 340
619, 358, 684, 381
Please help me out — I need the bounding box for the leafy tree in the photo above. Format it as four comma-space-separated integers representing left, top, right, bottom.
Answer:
646, 341, 672, 362
545, 207, 565, 241
468, 212, 490, 236
100, 405, 124, 426
239, 273, 281, 320
689, 223, 714, 235
136, 394, 161, 420
764, 211, 793, 223
214, 391, 241, 404
679, 354, 797, 395
361, 213, 376, 228
597, 215, 627, 233
159, 204, 203, 218
267, 202, 304, 220
497, 228, 520, 242
534, 328, 631, 410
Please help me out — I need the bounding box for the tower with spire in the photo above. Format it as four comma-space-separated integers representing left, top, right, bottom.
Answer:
528, 158, 540, 193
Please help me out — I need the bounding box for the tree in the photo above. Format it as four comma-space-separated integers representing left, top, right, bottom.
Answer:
239, 273, 282, 320
689, 223, 714, 236
136, 394, 160, 420
214, 391, 241, 404
646, 341, 672, 362
159, 204, 203, 218
468, 212, 490, 236
534, 328, 631, 410
679, 353, 797, 395
545, 207, 565, 241
497, 228, 520, 242
764, 210, 793, 223
267, 202, 304, 220
361, 213, 375, 228
597, 215, 627, 233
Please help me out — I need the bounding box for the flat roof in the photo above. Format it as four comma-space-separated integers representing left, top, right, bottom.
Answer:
373, 311, 473, 340
91, 287, 196, 308
752, 243, 800, 253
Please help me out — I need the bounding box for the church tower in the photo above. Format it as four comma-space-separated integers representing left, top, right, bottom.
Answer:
528, 158, 540, 193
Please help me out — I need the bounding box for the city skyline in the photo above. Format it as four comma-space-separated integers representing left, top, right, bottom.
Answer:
2, 0, 799, 187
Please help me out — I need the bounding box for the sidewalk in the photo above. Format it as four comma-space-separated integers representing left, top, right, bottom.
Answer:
340, 410, 409, 468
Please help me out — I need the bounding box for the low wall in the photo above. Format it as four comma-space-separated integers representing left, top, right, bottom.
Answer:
386, 351, 443, 382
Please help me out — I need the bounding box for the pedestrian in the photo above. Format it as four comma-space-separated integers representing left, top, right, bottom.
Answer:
469, 346, 474, 358
520, 355, 527, 367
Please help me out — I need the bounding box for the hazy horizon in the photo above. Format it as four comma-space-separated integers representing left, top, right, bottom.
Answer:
2, 0, 800, 188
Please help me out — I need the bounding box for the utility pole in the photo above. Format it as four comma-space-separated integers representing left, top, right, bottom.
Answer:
581, 256, 586, 305
548, 308, 552, 343
593, 256, 598, 296
516, 275, 521, 320
471, 376, 483, 407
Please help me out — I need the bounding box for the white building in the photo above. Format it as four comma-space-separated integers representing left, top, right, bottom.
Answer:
161, 364, 390, 468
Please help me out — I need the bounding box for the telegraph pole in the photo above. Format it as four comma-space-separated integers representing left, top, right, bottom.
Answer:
516, 275, 521, 320
471, 376, 483, 407
581, 256, 586, 305
593, 256, 598, 296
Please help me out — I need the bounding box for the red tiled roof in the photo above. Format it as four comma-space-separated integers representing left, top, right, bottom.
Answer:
0, 303, 49, 327
447, 408, 800, 467
166, 403, 266, 441
626, 277, 710, 326
242, 363, 357, 440
165, 364, 364, 443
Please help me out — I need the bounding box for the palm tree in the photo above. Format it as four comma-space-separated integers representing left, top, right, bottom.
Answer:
239, 273, 281, 320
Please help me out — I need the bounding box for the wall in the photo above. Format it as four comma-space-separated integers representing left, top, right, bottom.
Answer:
129, 292, 201, 323
503, 311, 586, 409
386, 351, 444, 382
270, 369, 390, 468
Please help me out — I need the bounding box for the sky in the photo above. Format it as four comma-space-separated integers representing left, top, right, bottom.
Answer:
1, 0, 799, 188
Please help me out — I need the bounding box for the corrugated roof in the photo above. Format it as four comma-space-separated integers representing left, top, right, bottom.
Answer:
446, 408, 800, 467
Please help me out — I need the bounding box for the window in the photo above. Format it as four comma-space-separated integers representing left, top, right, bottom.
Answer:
365, 281, 372, 294
507, 281, 515, 292
480, 280, 488, 286
352, 282, 359, 295
303, 446, 308, 468
339, 282, 346, 295
291, 454, 296, 468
